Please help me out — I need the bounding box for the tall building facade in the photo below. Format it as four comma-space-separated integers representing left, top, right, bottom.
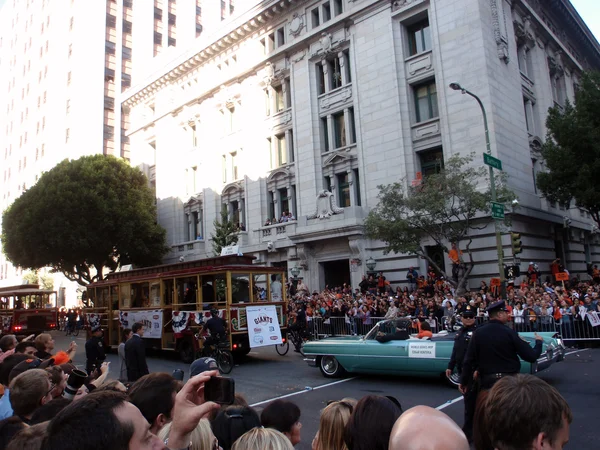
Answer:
0, 0, 136, 300
123, 0, 600, 291
0, 0, 252, 301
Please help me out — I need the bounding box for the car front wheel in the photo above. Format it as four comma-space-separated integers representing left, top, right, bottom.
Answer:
319, 355, 346, 378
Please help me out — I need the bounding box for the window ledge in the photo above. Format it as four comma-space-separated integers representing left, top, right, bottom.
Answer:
411, 117, 440, 128
322, 143, 357, 155
404, 49, 433, 63
317, 82, 353, 99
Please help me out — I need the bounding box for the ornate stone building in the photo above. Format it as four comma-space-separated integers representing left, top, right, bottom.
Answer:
123, 0, 600, 291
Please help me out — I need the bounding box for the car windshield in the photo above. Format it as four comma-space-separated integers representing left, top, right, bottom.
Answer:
364, 319, 408, 340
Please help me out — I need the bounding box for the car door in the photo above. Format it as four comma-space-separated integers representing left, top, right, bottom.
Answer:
356, 336, 410, 374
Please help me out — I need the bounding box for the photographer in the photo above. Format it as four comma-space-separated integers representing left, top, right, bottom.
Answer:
85, 325, 106, 375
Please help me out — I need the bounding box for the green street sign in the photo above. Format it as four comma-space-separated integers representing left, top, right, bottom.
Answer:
484, 153, 503, 171
491, 201, 505, 219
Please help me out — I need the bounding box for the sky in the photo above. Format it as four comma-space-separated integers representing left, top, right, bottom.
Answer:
0, 0, 597, 44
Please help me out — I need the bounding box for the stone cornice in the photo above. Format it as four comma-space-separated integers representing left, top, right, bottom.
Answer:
122, 0, 299, 108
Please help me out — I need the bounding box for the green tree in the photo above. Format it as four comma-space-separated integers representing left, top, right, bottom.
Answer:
211, 208, 239, 256
22, 270, 39, 285
365, 153, 513, 293
2, 154, 168, 286
39, 273, 54, 291
537, 71, 600, 227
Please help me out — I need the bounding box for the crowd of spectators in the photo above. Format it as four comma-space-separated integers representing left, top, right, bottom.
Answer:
0, 346, 571, 450
285, 268, 600, 339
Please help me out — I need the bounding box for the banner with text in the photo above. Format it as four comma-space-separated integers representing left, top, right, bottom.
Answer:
119, 310, 163, 339
246, 305, 282, 348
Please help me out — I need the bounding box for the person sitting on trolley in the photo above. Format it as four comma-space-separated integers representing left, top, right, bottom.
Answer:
201, 308, 227, 356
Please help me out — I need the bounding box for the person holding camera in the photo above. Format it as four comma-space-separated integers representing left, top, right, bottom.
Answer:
85, 325, 106, 375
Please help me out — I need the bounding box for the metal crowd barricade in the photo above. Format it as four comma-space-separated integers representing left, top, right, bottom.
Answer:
561, 314, 600, 341
309, 316, 450, 340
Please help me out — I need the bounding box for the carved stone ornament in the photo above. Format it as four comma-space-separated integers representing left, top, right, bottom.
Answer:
392, 0, 418, 9
490, 0, 510, 64
308, 190, 344, 219
514, 16, 535, 47
548, 53, 565, 77
289, 14, 304, 37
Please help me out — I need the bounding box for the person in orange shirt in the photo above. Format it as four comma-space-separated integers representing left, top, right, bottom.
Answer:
448, 243, 463, 281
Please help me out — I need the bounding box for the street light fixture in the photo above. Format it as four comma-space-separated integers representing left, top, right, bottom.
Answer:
290, 265, 300, 279
449, 82, 506, 298
365, 257, 377, 275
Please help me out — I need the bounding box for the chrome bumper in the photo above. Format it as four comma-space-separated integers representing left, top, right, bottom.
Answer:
304, 357, 317, 367
533, 345, 565, 372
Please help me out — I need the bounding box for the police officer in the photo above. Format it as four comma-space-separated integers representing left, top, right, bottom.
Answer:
460, 300, 543, 392
85, 324, 106, 375
446, 306, 477, 442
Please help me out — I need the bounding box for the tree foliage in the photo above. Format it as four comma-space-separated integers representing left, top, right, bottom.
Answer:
365, 153, 514, 292
537, 71, 600, 227
2, 155, 168, 286
211, 209, 239, 256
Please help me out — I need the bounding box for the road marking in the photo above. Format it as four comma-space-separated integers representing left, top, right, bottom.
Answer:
564, 348, 590, 357
435, 349, 591, 411
435, 395, 463, 411
250, 377, 357, 407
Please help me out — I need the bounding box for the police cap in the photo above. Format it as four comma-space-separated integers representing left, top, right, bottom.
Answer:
461, 305, 476, 318
486, 300, 508, 314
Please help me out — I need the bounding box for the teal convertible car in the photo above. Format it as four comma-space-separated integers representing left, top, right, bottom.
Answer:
303, 319, 565, 385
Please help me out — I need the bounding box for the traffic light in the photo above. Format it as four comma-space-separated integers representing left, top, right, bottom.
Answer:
511, 232, 522, 255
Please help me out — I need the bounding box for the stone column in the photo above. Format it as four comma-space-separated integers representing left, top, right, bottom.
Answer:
347, 169, 356, 207
321, 59, 331, 92
343, 107, 352, 147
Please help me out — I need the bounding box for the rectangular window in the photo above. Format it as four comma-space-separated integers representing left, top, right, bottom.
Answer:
268, 191, 275, 222
230, 151, 238, 180
333, 0, 343, 15
274, 85, 284, 112
414, 81, 438, 122
322, 2, 331, 22
348, 107, 356, 144
291, 185, 297, 217
317, 63, 326, 95
337, 173, 351, 207
328, 56, 343, 90
222, 155, 227, 182
418, 148, 444, 177
333, 111, 346, 149
65, 128, 70, 143
184, 213, 190, 241
276, 27, 285, 47
289, 130, 295, 163
322, 117, 330, 152
276, 134, 287, 166
279, 188, 289, 216
354, 169, 361, 206
408, 19, 431, 56
311, 8, 320, 28
267, 137, 273, 169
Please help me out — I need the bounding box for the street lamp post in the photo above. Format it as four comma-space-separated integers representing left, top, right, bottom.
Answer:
449, 82, 506, 298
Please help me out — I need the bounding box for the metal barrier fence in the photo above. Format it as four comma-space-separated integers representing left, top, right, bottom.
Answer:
307, 313, 600, 341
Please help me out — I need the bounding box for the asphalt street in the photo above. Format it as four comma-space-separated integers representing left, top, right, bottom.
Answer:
55, 331, 598, 449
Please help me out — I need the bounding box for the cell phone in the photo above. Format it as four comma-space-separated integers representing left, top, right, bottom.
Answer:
204, 376, 235, 405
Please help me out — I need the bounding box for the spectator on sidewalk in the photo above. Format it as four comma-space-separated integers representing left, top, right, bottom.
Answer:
261, 399, 302, 447
124, 322, 149, 382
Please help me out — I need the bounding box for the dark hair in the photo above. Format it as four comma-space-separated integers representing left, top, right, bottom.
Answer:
0, 353, 29, 386
131, 322, 144, 334
211, 406, 261, 450
420, 321, 431, 331
127, 373, 180, 426
42, 390, 134, 450
6, 422, 48, 450
344, 395, 402, 450
260, 399, 301, 434
121, 328, 132, 343
30, 397, 71, 424
15, 341, 37, 354
0, 416, 27, 449
483, 375, 572, 450
0, 334, 16, 352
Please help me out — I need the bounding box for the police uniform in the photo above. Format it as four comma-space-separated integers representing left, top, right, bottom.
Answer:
460, 300, 543, 390
448, 306, 477, 442
85, 326, 106, 374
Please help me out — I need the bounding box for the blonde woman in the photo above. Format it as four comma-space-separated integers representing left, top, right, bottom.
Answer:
312, 400, 355, 450
159, 418, 217, 450
231, 428, 293, 450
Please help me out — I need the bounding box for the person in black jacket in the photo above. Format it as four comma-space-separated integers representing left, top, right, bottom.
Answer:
459, 300, 543, 391
446, 306, 477, 442
124, 322, 149, 382
85, 325, 106, 375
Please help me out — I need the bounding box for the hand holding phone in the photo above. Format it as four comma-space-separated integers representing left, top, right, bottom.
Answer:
204, 376, 235, 405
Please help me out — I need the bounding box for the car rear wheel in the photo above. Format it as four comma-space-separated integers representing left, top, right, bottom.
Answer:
319, 355, 345, 378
